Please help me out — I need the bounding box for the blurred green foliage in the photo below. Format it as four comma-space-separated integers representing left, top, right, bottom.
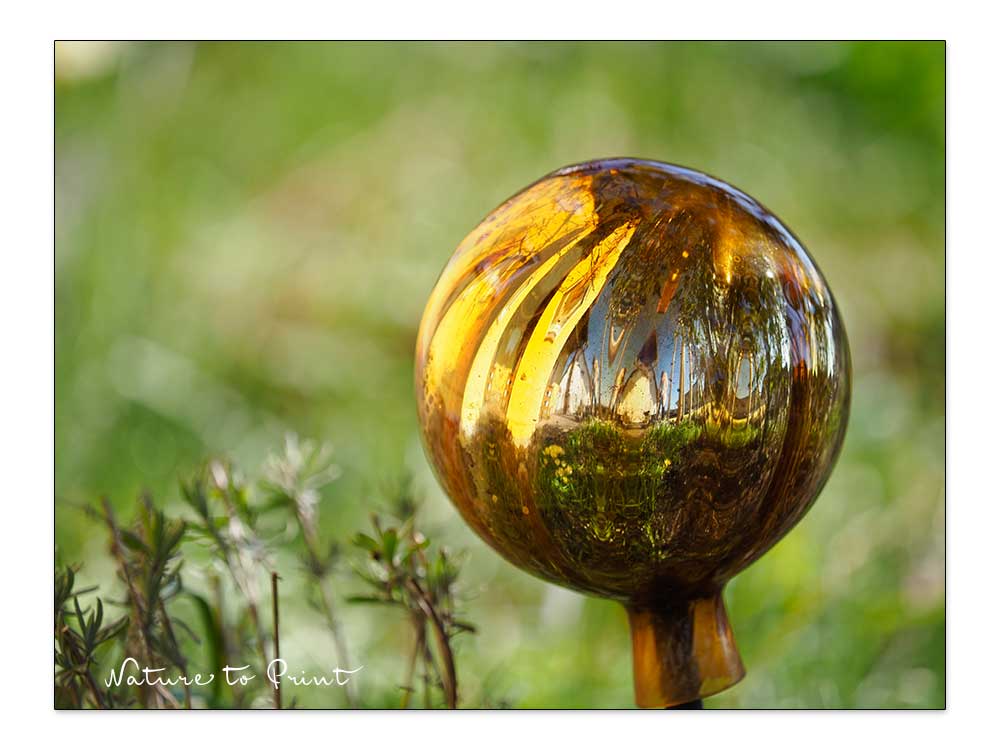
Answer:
55, 41, 944, 708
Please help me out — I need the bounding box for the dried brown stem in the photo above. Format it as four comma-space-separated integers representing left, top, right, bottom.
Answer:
406, 579, 457, 709
400, 612, 424, 708
271, 572, 282, 710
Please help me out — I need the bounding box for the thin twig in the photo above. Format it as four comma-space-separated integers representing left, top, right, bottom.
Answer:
406, 579, 457, 708
400, 612, 424, 708
271, 572, 282, 710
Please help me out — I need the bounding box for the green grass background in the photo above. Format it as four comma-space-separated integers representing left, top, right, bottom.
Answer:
55, 41, 944, 708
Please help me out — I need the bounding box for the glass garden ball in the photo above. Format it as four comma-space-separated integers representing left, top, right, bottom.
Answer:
415, 159, 851, 707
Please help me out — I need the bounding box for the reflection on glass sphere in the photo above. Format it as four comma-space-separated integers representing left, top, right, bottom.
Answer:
415, 159, 850, 706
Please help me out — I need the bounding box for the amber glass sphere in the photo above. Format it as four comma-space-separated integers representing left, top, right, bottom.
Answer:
415, 159, 850, 706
